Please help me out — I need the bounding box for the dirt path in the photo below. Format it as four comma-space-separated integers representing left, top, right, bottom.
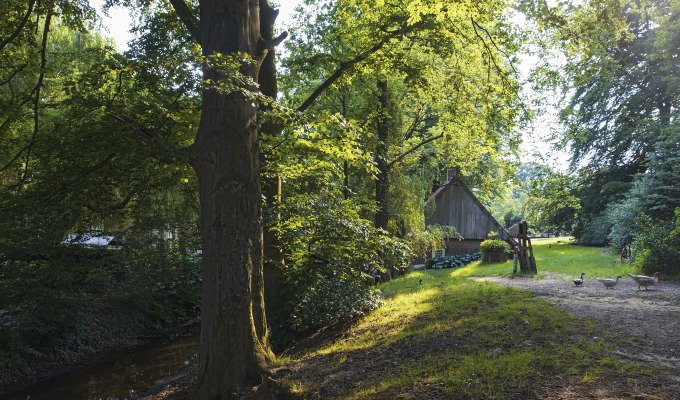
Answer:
470, 273, 680, 380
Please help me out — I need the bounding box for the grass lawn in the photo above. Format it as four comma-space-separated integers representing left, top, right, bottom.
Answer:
451, 236, 631, 280
286, 238, 658, 399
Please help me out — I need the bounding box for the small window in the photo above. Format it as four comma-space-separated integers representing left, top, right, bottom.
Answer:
433, 249, 445, 258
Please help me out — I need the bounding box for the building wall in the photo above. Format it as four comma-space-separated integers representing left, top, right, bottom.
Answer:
414, 239, 483, 263
425, 180, 505, 240
446, 238, 483, 255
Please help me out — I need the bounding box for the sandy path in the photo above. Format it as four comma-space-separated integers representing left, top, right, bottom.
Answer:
470, 273, 680, 379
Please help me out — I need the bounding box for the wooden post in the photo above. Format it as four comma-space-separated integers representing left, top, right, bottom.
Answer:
527, 238, 537, 274
518, 221, 527, 272
518, 221, 537, 274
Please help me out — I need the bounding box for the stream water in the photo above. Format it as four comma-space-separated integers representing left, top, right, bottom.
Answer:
2, 324, 199, 400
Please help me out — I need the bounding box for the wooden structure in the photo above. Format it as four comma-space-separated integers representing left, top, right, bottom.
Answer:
508, 221, 537, 273
425, 176, 517, 255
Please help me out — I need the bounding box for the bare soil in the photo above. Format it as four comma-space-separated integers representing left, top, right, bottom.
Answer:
471, 273, 680, 381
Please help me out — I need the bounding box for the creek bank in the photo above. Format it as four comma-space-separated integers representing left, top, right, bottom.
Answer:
0, 317, 199, 400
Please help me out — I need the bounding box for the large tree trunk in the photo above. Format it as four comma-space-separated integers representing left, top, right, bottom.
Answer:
375, 79, 391, 281
258, 0, 285, 321
375, 80, 390, 233
190, 1, 273, 398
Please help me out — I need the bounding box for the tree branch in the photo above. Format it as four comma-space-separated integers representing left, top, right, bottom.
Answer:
39, 153, 118, 203
470, 17, 517, 76
1, 63, 27, 86
271, 31, 287, 48
0, 143, 31, 173
168, 0, 201, 44
0, 66, 37, 139
0, 0, 36, 53
108, 112, 194, 164
401, 108, 429, 142
388, 133, 444, 169
17, 9, 52, 193
296, 23, 420, 112
85, 190, 135, 213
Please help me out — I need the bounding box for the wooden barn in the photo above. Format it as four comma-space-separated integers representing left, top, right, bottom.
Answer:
425, 175, 516, 256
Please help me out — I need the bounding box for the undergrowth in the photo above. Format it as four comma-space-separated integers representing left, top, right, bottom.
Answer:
0, 246, 201, 388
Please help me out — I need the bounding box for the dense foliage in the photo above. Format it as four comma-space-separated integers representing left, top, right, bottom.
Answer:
480, 239, 509, 253
281, 0, 525, 237
266, 0, 527, 346
3, 0, 526, 373
0, 0, 203, 385
4, 0, 679, 392
570, 1, 678, 272
517, 0, 680, 274
520, 165, 581, 236
269, 198, 412, 349
426, 252, 482, 269
0, 245, 200, 385
631, 215, 680, 274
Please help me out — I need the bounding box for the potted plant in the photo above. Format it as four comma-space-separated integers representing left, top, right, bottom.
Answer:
480, 239, 509, 262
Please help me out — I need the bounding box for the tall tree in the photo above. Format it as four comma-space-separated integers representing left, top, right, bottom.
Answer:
282, 0, 524, 244
522, 165, 581, 235
0, 2, 208, 388
523, 0, 679, 246
560, 1, 677, 170
165, 0, 282, 396
0, 2, 161, 244
2, 0, 280, 396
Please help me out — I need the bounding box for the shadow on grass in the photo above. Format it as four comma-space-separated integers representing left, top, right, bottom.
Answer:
283, 271, 661, 400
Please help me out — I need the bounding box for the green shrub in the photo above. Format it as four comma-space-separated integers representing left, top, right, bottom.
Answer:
632, 215, 680, 275
269, 197, 411, 351
0, 244, 201, 385
573, 212, 611, 246
480, 239, 509, 253
427, 252, 482, 269
606, 196, 641, 251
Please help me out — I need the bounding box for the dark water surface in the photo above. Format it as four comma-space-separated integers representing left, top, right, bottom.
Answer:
3, 324, 199, 400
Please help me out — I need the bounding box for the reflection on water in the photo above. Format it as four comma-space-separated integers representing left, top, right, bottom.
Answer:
4, 324, 199, 400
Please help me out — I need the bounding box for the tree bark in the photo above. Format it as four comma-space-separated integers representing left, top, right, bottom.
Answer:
258, 0, 285, 324
189, 1, 273, 398
375, 80, 390, 233
375, 80, 391, 281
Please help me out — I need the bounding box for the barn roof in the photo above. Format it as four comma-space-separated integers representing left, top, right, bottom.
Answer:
425, 176, 516, 246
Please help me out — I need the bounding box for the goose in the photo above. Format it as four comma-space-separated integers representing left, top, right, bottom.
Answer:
627, 272, 661, 291
595, 276, 622, 289
573, 272, 585, 287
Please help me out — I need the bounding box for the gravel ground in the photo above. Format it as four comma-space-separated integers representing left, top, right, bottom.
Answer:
470, 272, 680, 380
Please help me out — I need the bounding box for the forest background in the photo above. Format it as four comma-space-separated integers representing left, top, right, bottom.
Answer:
1, 0, 678, 397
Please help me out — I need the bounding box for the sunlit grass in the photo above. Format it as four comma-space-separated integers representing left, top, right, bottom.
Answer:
317, 271, 452, 355
351, 350, 539, 399
289, 265, 655, 399
531, 237, 628, 278
448, 259, 507, 277
449, 237, 631, 280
